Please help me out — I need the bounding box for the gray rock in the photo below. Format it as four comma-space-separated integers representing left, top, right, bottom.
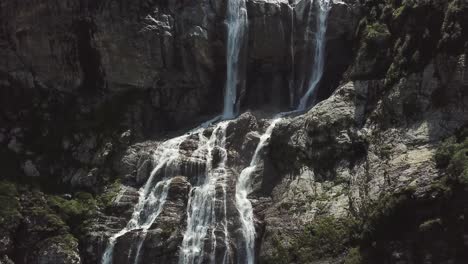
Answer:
22, 160, 40, 177
34, 236, 81, 264
0, 255, 14, 264
7, 137, 21, 154
119, 130, 132, 145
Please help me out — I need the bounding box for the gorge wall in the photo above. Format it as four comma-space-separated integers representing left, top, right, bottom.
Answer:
0, 0, 468, 264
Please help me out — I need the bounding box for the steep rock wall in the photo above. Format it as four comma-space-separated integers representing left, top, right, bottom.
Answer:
4, 0, 467, 264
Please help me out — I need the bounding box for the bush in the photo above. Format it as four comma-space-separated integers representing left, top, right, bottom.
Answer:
264, 216, 358, 263
434, 136, 468, 187
0, 181, 18, 197
344, 247, 363, 264
47, 192, 97, 227
447, 143, 468, 185
293, 216, 356, 261
98, 180, 121, 210
26, 204, 68, 233
435, 137, 458, 168
0, 181, 21, 227
266, 234, 291, 264
363, 23, 391, 46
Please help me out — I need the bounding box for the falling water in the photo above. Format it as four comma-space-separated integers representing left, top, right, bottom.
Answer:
234, 118, 282, 264
297, 0, 332, 111
179, 121, 231, 264
289, 8, 296, 108
223, 0, 248, 119
102, 0, 332, 263
101, 135, 188, 264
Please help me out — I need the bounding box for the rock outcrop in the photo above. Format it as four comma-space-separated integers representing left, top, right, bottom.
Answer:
260, 0, 468, 262
1, 0, 468, 264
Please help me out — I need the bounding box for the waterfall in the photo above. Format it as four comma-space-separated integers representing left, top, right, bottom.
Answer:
179, 121, 231, 264
229, 2, 333, 261
223, 0, 248, 119
297, 0, 332, 111
179, 0, 249, 259
101, 0, 334, 263
101, 135, 188, 264
228, 2, 334, 257
289, 8, 296, 108
235, 118, 282, 264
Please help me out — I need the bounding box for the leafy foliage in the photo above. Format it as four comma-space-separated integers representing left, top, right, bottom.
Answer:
294, 216, 353, 261
97, 180, 121, 210
0, 181, 21, 227
344, 247, 363, 264
363, 23, 391, 47
266, 216, 358, 263
435, 135, 468, 187
47, 192, 97, 227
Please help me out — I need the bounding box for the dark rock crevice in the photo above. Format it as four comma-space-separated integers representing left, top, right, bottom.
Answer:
74, 17, 106, 93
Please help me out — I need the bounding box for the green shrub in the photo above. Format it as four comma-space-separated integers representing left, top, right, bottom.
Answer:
293, 216, 355, 261
0, 181, 18, 197
266, 234, 291, 264
344, 247, 363, 264
0, 181, 21, 226
47, 192, 97, 227
26, 205, 68, 233
363, 23, 391, 46
264, 216, 358, 263
447, 143, 468, 185
435, 137, 457, 168
434, 137, 468, 187
98, 181, 121, 210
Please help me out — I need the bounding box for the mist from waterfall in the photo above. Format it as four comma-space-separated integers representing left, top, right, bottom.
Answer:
297, 0, 332, 111
223, 0, 248, 119
179, 121, 231, 264
101, 135, 188, 264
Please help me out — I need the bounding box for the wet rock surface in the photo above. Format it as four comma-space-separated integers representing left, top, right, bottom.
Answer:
1, 0, 468, 264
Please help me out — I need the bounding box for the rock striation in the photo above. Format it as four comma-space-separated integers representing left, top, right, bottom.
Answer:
1, 0, 468, 264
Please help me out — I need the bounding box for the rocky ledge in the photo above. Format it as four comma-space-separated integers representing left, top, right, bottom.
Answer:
1, 0, 468, 264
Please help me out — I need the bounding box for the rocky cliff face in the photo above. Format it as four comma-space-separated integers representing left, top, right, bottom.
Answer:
1, 0, 467, 264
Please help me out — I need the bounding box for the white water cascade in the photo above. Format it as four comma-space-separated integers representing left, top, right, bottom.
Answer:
101, 1, 334, 263
231, 1, 335, 249
297, 0, 332, 111
101, 135, 188, 264
223, 0, 248, 119
179, 121, 231, 264
235, 118, 282, 264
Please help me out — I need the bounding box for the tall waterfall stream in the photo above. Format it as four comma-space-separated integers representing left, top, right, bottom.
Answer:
298, 0, 332, 111
101, 0, 332, 263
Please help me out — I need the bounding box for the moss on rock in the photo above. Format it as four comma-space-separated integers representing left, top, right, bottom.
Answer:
363, 22, 391, 47
47, 192, 97, 227
97, 180, 121, 210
